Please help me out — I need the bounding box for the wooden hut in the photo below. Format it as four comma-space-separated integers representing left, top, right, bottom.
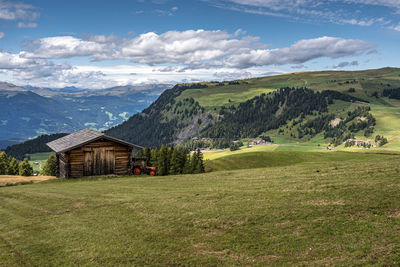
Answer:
47, 129, 143, 178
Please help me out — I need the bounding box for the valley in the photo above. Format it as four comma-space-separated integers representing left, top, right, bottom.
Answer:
0, 82, 169, 146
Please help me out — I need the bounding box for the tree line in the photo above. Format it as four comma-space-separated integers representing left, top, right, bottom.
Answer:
3, 133, 67, 160
0, 151, 34, 176
136, 146, 205, 176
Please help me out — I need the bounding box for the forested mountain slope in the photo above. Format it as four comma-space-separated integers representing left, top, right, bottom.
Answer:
106, 68, 400, 148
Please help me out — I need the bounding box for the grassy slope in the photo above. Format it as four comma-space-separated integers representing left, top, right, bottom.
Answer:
0, 152, 399, 266
180, 68, 400, 150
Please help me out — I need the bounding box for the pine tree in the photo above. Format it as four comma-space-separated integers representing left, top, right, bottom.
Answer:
0, 152, 9, 175
19, 158, 33, 176
190, 152, 199, 173
7, 157, 19, 175
177, 147, 187, 174
195, 149, 205, 173
183, 153, 192, 174
144, 146, 152, 165
152, 147, 160, 170
167, 146, 174, 174
158, 145, 169, 176
169, 148, 179, 175
41, 154, 57, 176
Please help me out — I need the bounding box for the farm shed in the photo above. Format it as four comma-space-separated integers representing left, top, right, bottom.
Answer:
47, 129, 143, 178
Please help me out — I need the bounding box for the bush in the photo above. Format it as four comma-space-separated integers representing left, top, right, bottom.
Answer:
41, 154, 57, 176
0, 152, 9, 175
7, 158, 19, 175
19, 158, 33, 176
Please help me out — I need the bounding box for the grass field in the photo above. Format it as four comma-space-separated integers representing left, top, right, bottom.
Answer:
0, 151, 399, 266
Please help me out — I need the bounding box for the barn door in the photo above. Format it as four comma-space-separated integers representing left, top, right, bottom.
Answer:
84, 150, 94, 176
104, 149, 115, 175
89, 148, 115, 176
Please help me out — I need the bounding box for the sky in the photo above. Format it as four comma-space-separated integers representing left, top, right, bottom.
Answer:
0, 0, 400, 89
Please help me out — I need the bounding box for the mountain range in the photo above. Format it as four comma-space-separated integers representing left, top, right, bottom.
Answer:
4, 67, 400, 157
0, 82, 170, 148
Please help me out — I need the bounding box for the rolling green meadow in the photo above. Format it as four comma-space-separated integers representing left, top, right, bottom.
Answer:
1, 151, 399, 266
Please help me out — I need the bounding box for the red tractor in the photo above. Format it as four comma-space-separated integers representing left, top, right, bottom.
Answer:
132, 157, 157, 176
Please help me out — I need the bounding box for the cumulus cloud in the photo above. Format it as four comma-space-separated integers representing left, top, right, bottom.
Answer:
0, 0, 39, 21
0, 32, 4, 39
217, 36, 373, 68
2, 29, 375, 88
21, 36, 112, 59
20, 31, 373, 70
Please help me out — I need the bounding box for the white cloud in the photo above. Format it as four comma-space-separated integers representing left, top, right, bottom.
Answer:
216, 36, 373, 68
22, 36, 111, 59
0, 32, 4, 39
21, 31, 373, 70
1, 29, 375, 88
17, 22, 37, 28
0, 0, 39, 21
391, 23, 400, 31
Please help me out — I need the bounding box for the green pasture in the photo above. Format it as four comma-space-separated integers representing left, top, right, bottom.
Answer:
0, 151, 399, 266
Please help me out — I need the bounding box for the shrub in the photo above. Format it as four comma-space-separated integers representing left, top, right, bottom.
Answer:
19, 158, 33, 176
41, 154, 57, 176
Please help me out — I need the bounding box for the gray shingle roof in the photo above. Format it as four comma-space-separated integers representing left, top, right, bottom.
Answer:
47, 128, 143, 153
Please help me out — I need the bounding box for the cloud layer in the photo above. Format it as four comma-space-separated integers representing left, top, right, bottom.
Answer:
21, 30, 373, 69
207, 0, 399, 29
0, 29, 375, 88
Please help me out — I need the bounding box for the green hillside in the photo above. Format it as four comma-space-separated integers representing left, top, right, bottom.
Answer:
106, 67, 400, 150
1, 152, 399, 266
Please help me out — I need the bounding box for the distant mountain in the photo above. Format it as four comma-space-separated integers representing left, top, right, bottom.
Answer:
0, 82, 171, 141
7, 67, 400, 156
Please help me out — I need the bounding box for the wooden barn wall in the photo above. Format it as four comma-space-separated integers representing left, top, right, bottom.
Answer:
63, 139, 132, 178
57, 152, 69, 178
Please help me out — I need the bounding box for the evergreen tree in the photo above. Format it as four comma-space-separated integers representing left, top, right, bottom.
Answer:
19, 158, 33, 176
0, 152, 9, 175
183, 153, 192, 174
7, 157, 19, 175
41, 154, 57, 176
190, 152, 199, 173
151, 147, 160, 169
158, 145, 169, 176
169, 148, 180, 175
167, 146, 174, 174
195, 149, 205, 173
177, 147, 187, 174
144, 147, 152, 165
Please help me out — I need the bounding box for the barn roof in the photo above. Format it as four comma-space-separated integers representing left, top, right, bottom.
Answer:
47, 129, 143, 153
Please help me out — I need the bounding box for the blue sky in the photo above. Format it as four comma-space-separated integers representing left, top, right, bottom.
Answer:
0, 0, 399, 88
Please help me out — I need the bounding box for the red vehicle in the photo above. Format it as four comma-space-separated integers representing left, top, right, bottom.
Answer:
132, 157, 157, 176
